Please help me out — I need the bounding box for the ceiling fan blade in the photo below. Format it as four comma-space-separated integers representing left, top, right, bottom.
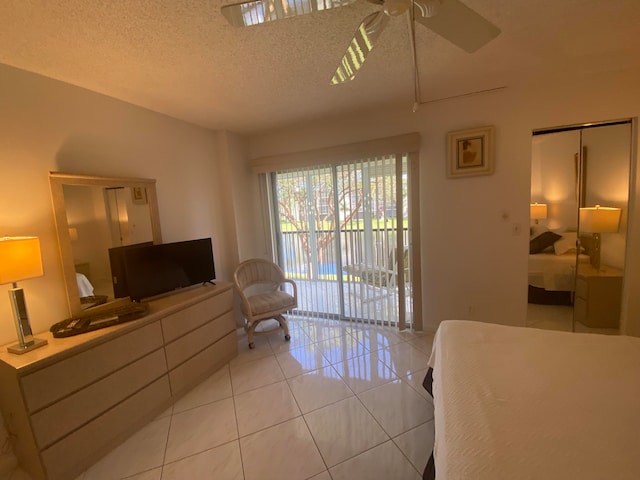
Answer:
222, 0, 357, 27
330, 11, 390, 85
414, 0, 500, 53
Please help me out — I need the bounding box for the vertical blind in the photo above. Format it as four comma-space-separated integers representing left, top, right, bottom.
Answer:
269, 155, 412, 328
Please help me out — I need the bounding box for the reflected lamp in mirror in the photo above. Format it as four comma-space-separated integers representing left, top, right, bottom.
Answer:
0, 237, 48, 354
579, 205, 621, 271
530, 202, 547, 225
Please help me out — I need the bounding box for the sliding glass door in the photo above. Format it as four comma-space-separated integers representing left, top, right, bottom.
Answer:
271, 154, 412, 328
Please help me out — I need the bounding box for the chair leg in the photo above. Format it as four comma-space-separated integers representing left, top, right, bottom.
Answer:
246, 320, 256, 349
276, 315, 291, 342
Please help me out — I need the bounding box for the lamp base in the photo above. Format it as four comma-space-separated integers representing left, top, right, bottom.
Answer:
591, 233, 601, 271
7, 337, 48, 355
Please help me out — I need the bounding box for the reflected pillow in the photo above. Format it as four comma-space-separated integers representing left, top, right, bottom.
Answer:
530, 231, 562, 254
530, 224, 549, 239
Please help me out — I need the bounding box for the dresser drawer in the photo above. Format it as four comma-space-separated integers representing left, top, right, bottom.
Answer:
31, 348, 167, 449
40, 375, 171, 480
165, 311, 234, 370
21, 322, 164, 413
161, 289, 233, 342
169, 330, 237, 397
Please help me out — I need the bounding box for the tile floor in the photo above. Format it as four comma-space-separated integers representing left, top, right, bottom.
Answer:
526, 303, 620, 335
7, 317, 436, 480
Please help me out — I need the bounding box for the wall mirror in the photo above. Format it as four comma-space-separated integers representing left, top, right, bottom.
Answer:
49, 172, 162, 316
528, 120, 631, 333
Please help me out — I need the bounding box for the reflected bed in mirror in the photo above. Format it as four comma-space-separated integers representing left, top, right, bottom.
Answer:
49, 172, 162, 316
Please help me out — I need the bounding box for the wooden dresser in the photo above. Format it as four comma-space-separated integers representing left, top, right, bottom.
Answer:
0, 281, 237, 480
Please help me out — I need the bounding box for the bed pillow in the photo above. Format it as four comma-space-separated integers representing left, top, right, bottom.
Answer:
529, 224, 549, 239
530, 231, 562, 254
554, 232, 582, 255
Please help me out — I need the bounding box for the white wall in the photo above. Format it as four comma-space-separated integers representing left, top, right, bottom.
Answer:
0, 63, 232, 345
583, 124, 631, 269
531, 131, 582, 231
216, 130, 267, 263
247, 67, 640, 334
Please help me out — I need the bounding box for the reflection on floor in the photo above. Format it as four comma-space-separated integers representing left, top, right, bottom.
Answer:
6, 316, 435, 480
527, 303, 620, 335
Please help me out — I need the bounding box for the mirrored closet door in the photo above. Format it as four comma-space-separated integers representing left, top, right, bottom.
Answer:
528, 120, 632, 333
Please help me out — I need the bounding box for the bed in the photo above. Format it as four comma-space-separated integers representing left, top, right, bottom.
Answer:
75, 264, 108, 308
528, 251, 589, 292
423, 320, 640, 480
528, 230, 591, 304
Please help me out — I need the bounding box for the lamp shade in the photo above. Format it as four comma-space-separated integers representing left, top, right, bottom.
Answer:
530, 203, 548, 220
0, 237, 44, 285
579, 205, 621, 233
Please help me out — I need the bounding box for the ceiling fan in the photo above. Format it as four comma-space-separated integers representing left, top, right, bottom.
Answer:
221, 0, 500, 86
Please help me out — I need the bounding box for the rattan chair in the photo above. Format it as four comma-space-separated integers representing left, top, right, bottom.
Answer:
233, 258, 297, 349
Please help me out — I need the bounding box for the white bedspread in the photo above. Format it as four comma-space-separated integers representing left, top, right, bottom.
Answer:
528, 252, 589, 291
428, 320, 640, 480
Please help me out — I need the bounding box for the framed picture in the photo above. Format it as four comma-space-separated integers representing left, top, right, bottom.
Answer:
447, 126, 495, 178
131, 186, 147, 205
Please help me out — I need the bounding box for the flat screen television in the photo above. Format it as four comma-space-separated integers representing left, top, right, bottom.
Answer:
108, 241, 154, 299
108, 238, 215, 301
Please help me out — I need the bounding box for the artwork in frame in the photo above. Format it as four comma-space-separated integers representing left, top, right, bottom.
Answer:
131, 186, 148, 205
447, 126, 495, 178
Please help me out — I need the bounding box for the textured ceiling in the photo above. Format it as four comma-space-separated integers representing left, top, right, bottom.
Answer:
1, 0, 639, 134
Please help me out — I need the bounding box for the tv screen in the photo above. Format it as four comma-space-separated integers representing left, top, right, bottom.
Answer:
108, 241, 154, 299
109, 238, 215, 301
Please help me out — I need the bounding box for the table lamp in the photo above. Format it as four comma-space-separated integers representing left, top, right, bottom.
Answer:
0, 236, 48, 354
530, 202, 547, 225
579, 205, 621, 271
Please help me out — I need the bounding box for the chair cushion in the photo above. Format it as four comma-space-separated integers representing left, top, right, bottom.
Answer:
247, 291, 295, 316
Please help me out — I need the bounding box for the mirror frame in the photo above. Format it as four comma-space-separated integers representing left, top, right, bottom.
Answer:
49, 172, 162, 316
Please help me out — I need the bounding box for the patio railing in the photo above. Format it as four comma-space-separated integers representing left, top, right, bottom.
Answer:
280, 227, 409, 280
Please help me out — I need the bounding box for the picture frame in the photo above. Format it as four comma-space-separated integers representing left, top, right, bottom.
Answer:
447, 126, 495, 178
131, 186, 148, 205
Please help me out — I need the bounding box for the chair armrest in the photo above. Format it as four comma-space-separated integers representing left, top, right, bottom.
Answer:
280, 279, 298, 301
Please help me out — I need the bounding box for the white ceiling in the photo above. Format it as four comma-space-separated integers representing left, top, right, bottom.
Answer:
1, 0, 639, 134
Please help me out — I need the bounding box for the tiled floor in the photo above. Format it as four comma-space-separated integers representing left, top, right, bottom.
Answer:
7, 317, 435, 480
526, 303, 620, 335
